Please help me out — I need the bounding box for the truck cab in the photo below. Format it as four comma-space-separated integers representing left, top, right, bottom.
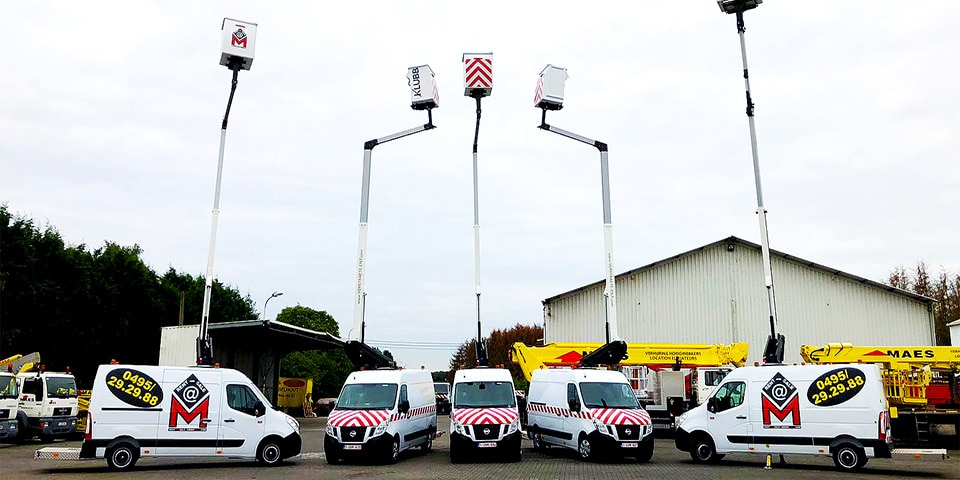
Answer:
16, 369, 78, 441
0, 372, 20, 441
449, 368, 521, 463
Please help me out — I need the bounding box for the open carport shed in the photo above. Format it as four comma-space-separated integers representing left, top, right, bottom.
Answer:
160, 320, 344, 405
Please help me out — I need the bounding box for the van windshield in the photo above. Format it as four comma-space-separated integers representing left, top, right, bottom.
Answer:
0, 375, 18, 399
580, 382, 640, 409
46, 377, 77, 399
454, 381, 516, 409
434, 383, 449, 395
336, 383, 398, 410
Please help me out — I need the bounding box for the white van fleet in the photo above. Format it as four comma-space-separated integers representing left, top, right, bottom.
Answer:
675, 363, 894, 471
324, 369, 437, 464
35, 364, 301, 470
449, 368, 522, 462
526, 368, 654, 462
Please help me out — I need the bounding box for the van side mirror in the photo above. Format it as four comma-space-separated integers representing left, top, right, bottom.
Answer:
707, 397, 718, 413
568, 399, 581, 412
254, 400, 265, 417
399, 399, 410, 414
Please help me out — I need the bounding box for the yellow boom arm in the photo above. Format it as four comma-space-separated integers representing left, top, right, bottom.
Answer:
511, 342, 748, 382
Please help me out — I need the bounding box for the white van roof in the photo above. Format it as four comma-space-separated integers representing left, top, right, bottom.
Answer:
453, 368, 514, 384
344, 369, 432, 384
531, 368, 630, 384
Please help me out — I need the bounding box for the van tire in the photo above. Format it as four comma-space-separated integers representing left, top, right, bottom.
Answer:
450, 442, 463, 464
690, 434, 723, 464
421, 434, 433, 452
256, 438, 283, 466
531, 431, 547, 452
635, 436, 654, 463
106, 443, 138, 471
388, 435, 401, 464
577, 433, 595, 462
832, 443, 866, 471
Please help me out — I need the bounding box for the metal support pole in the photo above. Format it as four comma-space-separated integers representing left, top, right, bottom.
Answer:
350, 113, 436, 343
735, 11, 781, 362
198, 64, 241, 366
539, 113, 619, 343
471, 93, 487, 365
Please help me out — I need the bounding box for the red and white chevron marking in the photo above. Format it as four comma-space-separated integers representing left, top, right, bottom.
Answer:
327, 409, 390, 427
590, 408, 652, 426
464, 57, 492, 89
452, 407, 517, 425
526, 402, 590, 419
533, 75, 545, 106
389, 404, 436, 421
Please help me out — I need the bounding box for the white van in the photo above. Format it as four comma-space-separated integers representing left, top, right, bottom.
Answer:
526, 368, 654, 462
35, 364, 301, 470
449, 368, 521, 462
324, 369, 437, 464
675, 363, 892, 471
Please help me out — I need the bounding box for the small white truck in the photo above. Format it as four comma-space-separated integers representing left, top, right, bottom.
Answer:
0, 371, 20, 441
16, 368, 78, 442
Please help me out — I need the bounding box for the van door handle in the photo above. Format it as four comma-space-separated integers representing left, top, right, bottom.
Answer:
736, 415, 747, 419
224, 419, 236, 423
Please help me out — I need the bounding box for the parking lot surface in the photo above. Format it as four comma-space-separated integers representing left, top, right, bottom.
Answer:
2, 416, 956, 479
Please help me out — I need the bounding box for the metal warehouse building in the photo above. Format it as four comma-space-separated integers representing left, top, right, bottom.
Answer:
543, 236, 936, 364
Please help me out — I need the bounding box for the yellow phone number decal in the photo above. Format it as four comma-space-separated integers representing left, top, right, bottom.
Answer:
806, 367, 865, 407
106, 368, 164, 408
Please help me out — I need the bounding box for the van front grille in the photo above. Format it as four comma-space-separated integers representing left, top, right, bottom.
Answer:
615, 425, 641, 440
341, 426, 367, 443
471, 424, 501, 440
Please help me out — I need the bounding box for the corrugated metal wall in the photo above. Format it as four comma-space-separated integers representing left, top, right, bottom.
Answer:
544, 241, 934, 364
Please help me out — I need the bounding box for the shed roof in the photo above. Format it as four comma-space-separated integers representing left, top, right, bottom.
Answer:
543, 235, 934, 305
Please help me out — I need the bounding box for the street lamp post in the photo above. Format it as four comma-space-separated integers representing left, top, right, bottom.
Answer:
534, 65, 620, 346
347, 65, 439, 370
263, 291, 283, 320
197, 18, 258, 366
717, 0, 784, 364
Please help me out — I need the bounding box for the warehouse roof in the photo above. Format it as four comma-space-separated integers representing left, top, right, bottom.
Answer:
544, 235, 935, 305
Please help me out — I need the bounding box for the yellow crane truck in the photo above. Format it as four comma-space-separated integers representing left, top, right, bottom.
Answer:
511, 342, 748, 432
800, 343, 960, 447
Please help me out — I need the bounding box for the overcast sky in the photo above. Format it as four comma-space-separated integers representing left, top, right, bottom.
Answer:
3, 1, 958, 371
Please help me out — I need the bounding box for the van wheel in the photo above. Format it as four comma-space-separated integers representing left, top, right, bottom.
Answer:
421, 434, 433, 452
690, 434, 723, 464
833, 444, 866, 472
635, 436, 654, 463
577, 434, 594, 462
257, 439, 283, 466
531, 431, 547, 452
388, 436, 400, 464
106, 443, 138, 471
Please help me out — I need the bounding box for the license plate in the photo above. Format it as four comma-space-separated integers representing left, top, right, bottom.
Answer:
622, 442, 638, 448
57, 421, 67, 427
344, 444, 362, 450
478, 442, 497, 448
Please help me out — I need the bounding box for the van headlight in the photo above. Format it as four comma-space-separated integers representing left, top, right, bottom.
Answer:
325, 424, 336, 436
592, 419, 611, 436
676, 412, 688, 427
373, 422, 389, 436
286, 416, 300, 432
506, 418, 520, 435
452, 420, 465, 435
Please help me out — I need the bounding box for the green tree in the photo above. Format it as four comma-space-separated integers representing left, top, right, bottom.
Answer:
887, 262, 960, 345
1, 204, 257, 387
276, 306, 352, 397
447, 323, 543, 390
